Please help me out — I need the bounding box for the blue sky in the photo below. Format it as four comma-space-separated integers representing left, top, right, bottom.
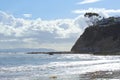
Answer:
0, 0, 120, 51
0, 0, 119, 19
0, 0, 79, 19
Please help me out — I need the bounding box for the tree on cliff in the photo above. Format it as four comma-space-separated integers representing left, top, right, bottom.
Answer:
84, 12, 101, 26
84, 13, 99, 18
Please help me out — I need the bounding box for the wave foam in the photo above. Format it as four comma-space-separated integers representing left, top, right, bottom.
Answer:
0, 60, 120, 75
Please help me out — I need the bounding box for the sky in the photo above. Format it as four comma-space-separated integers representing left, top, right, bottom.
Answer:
0, 0, 120, 51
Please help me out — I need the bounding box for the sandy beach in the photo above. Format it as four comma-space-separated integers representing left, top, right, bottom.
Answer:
47, 70, 120, 80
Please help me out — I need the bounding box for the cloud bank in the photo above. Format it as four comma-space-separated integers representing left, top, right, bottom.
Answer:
0, 11, 89, 50
0, 8, 120, 50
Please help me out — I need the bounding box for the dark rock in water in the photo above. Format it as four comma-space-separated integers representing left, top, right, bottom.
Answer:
71, 17, 120, 54
48, 52, 54, 55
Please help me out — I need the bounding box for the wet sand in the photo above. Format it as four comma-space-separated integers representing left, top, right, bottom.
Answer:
80, 70, 120, 80
47, 70, 120, 80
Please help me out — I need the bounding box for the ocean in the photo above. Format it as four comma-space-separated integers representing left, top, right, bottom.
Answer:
0, 52, 120, 80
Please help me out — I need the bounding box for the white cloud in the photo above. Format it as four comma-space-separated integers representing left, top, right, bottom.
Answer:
0, 13, 85, 39
23, 14, 32, 18
1, 8, 119, 50
77, 0, 101, 4
105, 9, 120, 13
0, 11, 90, 50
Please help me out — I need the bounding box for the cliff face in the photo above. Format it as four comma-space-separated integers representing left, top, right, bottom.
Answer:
71, 23, 120, 53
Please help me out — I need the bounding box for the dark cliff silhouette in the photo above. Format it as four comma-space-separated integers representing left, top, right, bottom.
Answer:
71, 17, 120, 54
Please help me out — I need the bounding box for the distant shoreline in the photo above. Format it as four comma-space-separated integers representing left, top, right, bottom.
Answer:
27, 51, 120, 55
27, 51, 74, 55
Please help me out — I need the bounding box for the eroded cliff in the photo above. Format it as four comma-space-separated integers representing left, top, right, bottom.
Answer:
71, 17, 120, 53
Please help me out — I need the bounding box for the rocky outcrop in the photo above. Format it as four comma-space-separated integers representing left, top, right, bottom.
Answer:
71, 17, 120, 53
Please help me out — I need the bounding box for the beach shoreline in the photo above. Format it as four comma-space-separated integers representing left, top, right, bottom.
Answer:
47, 70, 120, 80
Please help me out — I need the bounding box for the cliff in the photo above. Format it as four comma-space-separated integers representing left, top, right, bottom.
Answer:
71, 17, 120, 54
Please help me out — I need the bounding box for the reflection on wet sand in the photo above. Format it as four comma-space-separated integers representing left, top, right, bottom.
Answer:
81, 70, 120, 80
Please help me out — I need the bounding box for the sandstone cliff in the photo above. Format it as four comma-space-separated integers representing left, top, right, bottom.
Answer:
71, 17, 120, 53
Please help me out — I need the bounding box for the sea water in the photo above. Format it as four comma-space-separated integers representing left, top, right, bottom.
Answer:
0, 52, 120, 80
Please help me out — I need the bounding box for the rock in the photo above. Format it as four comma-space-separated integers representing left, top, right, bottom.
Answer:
71, 17, 120, 54
49, 75, 57, 79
